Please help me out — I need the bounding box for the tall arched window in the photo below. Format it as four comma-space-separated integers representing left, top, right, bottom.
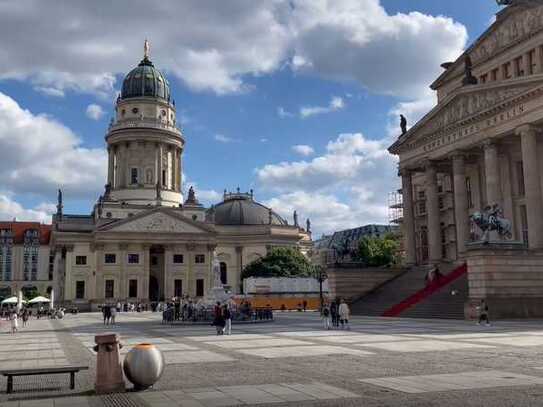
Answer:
219, 262, 227, 285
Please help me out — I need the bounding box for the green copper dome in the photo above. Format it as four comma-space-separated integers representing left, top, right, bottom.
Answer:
121, 56, 171, 101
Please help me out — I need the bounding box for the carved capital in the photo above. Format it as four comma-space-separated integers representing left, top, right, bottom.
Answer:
64, 244, 74, 252
515, 124, 537, 137
118, 243, 129, 251
94, 243, 105, 251
235, 246, 244, 254
142, 243, 152, 251
207, 244, 217, 252
185, 242, 196, 252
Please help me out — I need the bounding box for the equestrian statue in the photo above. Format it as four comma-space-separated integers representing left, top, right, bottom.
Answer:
470, 204, 512, 242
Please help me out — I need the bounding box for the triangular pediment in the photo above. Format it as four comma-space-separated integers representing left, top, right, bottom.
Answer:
99, 208, 214, 234
390, 79, 543, 152
432, 4, 543, 90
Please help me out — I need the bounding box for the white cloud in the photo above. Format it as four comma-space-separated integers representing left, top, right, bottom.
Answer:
86, 103, 105, 120
289, 0, 467, 99
260, 138, 269, 143
214, 134, 239, 143
277, 106, 294, 118
0, 194, 55, 223
0, 92, 107, 201
0, 1, 466, 98
292, 144, 315, 156
300, 96, 345, 118
257, 132, 398, 235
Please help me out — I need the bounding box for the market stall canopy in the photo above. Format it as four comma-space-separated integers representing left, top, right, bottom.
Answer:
1, 296, 24, 304
28, 296, 50, 304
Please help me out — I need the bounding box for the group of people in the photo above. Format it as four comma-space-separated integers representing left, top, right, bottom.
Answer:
3, 306, 65, 334
321, 298, 350, 330
212, 301, 233, 335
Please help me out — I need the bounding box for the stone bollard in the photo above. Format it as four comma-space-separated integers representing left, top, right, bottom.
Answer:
94, 333, 125, 394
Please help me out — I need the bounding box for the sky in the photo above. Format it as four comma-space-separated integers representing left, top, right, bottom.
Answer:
0, 0, 500, 238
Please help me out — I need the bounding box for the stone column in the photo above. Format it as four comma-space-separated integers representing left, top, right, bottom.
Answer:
207, 244, 217, 290
517, 125, 543, 248
425, 163, 441, 264
64, 245, 74, 301
107, 147, 114, 186
118, 243, 127, 300
178, 149, 183, 192
116, 144, 124, 188
158, 144, 164, 187
142, 244, 151, 301
154, 143, 160, 186
483, 141, 501, 206
236, 246, 243, 294
400, 169, 417, 265
164, 245, 172, 300
452, 154, 469, 256
186, 243, 195, 296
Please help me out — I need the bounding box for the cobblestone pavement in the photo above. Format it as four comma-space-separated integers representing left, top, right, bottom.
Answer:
4, 313, 543, 406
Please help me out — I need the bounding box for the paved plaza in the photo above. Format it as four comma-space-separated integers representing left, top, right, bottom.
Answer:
2, 313, 543, 406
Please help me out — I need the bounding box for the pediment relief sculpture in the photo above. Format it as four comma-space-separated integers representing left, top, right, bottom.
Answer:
471, 6, 543, 64
106, 212, 206, 234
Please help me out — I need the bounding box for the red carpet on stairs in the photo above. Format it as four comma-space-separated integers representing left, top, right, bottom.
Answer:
382, 263, 468, 317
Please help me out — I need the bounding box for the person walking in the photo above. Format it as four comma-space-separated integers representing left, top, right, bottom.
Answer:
223, 304, 232, 335
110, 305, 117, 325
338, 299, 350, 330
322, 303, 331, 330
10, 310, 18, 334
213, 302, 225, 335
477, 299, 491, 326
21, 308, 28, 328
330, 300, 338, 329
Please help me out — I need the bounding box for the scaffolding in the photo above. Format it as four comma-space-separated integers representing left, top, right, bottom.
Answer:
388, 190, 403, 225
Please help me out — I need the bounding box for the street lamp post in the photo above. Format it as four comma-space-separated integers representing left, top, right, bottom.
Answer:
314, 265, 328, 311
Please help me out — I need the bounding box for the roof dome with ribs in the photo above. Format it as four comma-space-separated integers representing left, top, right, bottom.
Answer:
210, 191, 287, 226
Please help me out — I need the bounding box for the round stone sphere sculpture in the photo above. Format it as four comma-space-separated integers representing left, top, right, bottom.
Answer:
123, 343, 165, 390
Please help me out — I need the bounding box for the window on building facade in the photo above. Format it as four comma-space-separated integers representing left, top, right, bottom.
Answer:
195, 254, 205, 264
127, 254, 140, 264
480, 74, 488, 84
0, 229, 12, 282
465, 177, 473, 209
23, 229, 39, 281
151, 256, 158, 266
220, 262, 227, 285
503, 62, 511, 79
516, 161, 525, 196
75, 281, 85, 299
75, 255, 87, 265
48, 253, 54, 281
105, 280, 114, 298
514, 56, 524, 76
174, 279, 182, 297
196, 279, 204, 297
130, 168, 138, 185
129, 279, 138, 298
173, 254, 184, 264
521, 204, 528, 244
104, 254, 116, 264
418, 201, 427, 216
491, 68, 499, 81
438, 196, 444, 210
529, 49, 537, 74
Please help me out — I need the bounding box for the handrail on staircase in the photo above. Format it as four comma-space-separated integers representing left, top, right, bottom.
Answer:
382, 263, 468, 317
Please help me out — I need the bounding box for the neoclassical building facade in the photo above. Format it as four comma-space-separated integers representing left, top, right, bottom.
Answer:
389, 1, 543, 317
50, 45, 312, 310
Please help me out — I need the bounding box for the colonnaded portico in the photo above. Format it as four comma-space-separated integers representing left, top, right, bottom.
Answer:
389, 1, 543, 317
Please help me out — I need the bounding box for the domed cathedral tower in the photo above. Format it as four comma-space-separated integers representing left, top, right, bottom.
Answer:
105, 40, 184, 208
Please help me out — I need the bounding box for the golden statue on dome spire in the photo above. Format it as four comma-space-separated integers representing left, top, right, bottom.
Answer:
144, 39, 150, 59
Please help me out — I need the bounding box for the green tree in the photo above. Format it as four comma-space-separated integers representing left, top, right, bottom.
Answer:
241, 247, 313, 279
356, 233, 399, 267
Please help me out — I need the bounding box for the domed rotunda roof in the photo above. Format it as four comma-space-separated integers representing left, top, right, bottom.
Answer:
121, 41, 170, 101
211, 191, 287, 226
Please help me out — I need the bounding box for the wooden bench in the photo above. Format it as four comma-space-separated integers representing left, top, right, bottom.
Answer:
0, 366, 89, 394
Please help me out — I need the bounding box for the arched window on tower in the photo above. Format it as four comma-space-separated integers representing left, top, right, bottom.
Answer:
167, 151, 173, 189
220, 262, 227, 285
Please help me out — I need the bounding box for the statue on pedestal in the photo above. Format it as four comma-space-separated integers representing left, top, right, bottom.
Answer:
293, 210, 299, 227
470, 204, 512, 242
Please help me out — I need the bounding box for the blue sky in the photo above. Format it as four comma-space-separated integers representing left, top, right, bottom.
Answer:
0, 0, 500, 236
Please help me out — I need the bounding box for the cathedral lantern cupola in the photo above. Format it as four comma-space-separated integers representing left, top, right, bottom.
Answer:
104, 40, 184, 208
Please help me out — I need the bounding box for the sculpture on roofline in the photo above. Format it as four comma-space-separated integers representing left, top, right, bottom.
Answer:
470, 203, 512, 242
400, 115, 407, 135
462, 55, 478, 86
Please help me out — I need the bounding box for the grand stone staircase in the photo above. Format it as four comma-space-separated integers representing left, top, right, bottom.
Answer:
351, 263, 468, 319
